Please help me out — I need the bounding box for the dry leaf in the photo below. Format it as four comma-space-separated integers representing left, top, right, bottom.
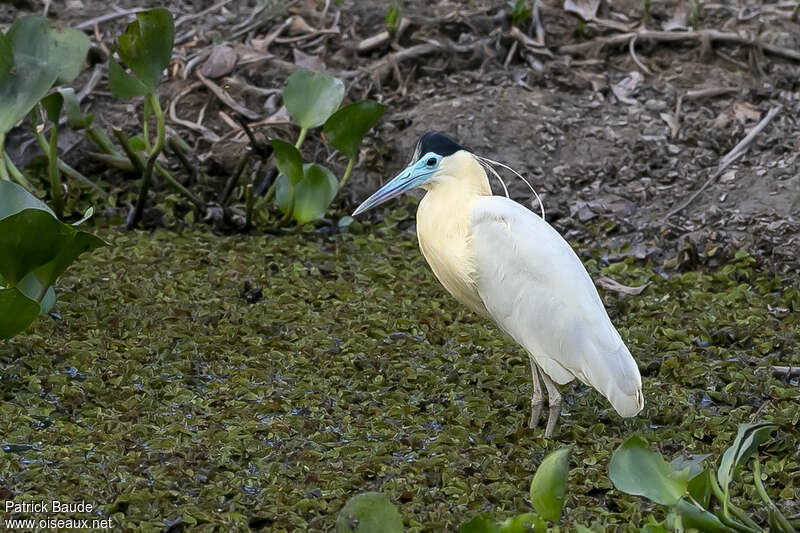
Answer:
564, 0, 601, 21
733, 102, 761, 123
611, 71, 643, 105
199, 45, 238, 79
595, 276, 650, 295
293, 49, 325, 71
289, 15, 316, 35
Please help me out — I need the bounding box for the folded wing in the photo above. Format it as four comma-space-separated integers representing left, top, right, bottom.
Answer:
470, 196, 644, 417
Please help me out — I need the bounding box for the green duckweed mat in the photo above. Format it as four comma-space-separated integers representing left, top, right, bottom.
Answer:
1, 212, 798, 531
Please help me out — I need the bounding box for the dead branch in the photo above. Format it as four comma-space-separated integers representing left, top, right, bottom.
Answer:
559, 29, 800, 62
197, 71, 261, 121
168, 82, 222, 143
667, 106, 782, 217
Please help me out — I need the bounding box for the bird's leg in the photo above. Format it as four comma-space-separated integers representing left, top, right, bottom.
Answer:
540, 371, 563, 438
528, 358, 545, 429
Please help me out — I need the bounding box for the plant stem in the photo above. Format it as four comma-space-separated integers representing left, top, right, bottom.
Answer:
295, 127, 308, 149
113, 128, 146, 173
339, 157, 355, 189
115, 128, 204, 210
47, 123, 63, 218
245, 184, 254, 229
220, 149, 252, 205
32, 130, 103, 195
127, 93, 166, 230
753, 459, 796, 533
87, 127, 119, 156
709, 471, 758, 533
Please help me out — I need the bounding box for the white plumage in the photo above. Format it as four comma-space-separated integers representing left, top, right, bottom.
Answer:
354, 133, 644, 437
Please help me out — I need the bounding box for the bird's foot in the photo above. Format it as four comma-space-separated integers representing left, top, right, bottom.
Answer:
529, 401, 544, 429
543, 401, 562, 438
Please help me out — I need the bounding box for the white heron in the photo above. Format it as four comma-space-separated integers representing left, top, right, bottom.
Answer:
352, 132, 644, 437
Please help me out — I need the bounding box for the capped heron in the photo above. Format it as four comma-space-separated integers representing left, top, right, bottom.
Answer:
353, 133, 644, 437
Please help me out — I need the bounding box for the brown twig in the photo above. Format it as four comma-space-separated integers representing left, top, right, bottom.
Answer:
168, 82, 222, 143
559, 29, 800, 62
629, 35, 653, 74
667, 106, 782, 217
197, 71, 261, 121
74, 7, 144, 30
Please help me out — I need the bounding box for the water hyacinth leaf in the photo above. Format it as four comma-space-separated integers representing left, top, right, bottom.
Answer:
274, 174, 291, 214
293, 163, 338, 225
0, 32, 12, 84
498, 513, 546, 533
459, 515, 499, 533
283, 70, 345, 129
670, 499, 735, 533
16, 272, 56, 314
109, 7, 174, 98
717, 423, 776, 491
40, 91, 64, 123
0, 181, 55, 220
687, 469, 712, 508
33, 230, 107, 289
271, 139, 303, 185
0, 287, 40, 339
335, 492, 403, 533
0, 16, 90, 135
323, 100, 386, 159
670, 453, 711, 480
0, 209, 71, 285
108, 57, 150, 98
609, 436, 689, 506
530, 446, 571, 521
58, 87, 92, 128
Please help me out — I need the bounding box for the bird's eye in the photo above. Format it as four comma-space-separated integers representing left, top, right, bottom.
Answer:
426, 158, 436, 166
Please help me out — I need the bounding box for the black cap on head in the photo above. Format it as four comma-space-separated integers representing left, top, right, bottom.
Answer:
413, 132, 463, 161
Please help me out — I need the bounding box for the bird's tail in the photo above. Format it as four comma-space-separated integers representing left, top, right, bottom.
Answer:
585, 343, 644, 417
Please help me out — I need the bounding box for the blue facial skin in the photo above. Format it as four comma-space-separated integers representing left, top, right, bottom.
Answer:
352, 152, 442, 216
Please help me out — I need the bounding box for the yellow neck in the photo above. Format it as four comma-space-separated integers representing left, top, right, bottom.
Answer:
415, 150, 491, 316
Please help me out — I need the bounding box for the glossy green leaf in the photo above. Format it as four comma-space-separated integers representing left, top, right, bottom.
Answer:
40, 91, 64, 123
0, 287, 40, 339
670, 498, 736, 533
293, 163, 338, 225
58, 87, 92, 128
530, 446, 571, 521
0, 32, 12, 84
274, 174, 292, 214
34, 230, 106, 288
108, 57, 151, 98
385, 1, 401, 33
0, 181, 55, 220
16, 271, 56, 314
323, 100, 386, 159
670, 453, 711, 480
109, 8, 174, 98
335, 492, 403, 533
0, 16, 90, 135
283, 70, 345, 129
0, 209, 71, 285
498, 513, 546, 533
459, 515, 499, 533
717, 423, 776, 492
688, 469, 712, 508
609, 436, 689, 506
272, 139, 303, 185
